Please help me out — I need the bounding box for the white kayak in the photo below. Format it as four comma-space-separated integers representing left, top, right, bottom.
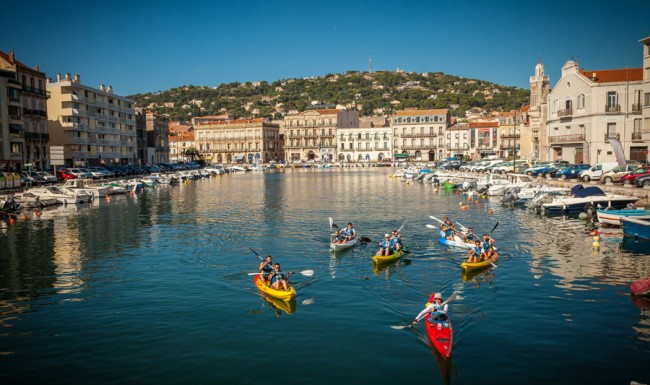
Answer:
438, 236, 474, 249
330, 237, 359, 251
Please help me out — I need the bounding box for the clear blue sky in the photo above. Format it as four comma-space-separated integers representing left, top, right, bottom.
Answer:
2, 0, 648, 97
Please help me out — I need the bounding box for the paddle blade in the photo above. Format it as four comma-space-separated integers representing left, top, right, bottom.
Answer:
429, 215, 443, 224
329, 217, 333, 229
300, 270, 314, 276
490, 222, 499, 234
390, 324, 412, 330
398, 219, 407, 233
248, 272, 261, 276
426, 224, 437, 229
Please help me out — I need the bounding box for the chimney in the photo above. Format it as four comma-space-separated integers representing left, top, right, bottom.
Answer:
107, 85, 113, 93
592, 72, 597, 81
74, 73, 80, 83
65, 73, 71, 81
33, 65, 39, 71
100, 84, 105, 91
8, 49, 14, 63
56, 73, 61, 82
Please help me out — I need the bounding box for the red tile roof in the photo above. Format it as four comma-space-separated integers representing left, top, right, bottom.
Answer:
0, 50, 45, 75
468, 121, 499, 128
579, 67, 643, 83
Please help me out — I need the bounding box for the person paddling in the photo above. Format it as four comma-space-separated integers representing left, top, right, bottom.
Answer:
413, 292, 448, 324
377, 233, 393, 256
464, 228, 480, 243
259, 255, 274, 284
337, 222, 357, 243
390, 229, 403, 252
481, 233, 495, 260
442, 223, 456, 241
467, 240, 482, 263
269, 263, 292, 291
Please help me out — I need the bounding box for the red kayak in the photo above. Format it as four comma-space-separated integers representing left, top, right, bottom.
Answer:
631, 277, 650, 296
425, 313, 453, 359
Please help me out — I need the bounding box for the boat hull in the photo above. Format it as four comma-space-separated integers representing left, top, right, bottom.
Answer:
330, 237, 359, 251
460, 252, 499, 271
253, 275, 296, 301
372, 250, 404, 264
425, 312, 453, 359
622, 216, 650, 241
596, 209, 650, 226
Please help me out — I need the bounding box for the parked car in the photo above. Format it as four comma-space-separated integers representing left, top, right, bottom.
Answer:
474, 160, 504, 173
523, 161, 555, 176
552, 164, 591, 179
87, 167, 112, 178
20, 170, 46, 185
634, 174, 650, 187
620, 166, 650, 185
578, 161, 619, 182
56, 169, 77, 181
600, 164, 639, 183
67, 168, 93, 179
35, 170, 58, 183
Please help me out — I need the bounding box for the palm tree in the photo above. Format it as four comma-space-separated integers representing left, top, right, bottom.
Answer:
184, 147, 199, 162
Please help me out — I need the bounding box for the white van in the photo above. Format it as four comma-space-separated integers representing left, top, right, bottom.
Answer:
578, 162, 619, 182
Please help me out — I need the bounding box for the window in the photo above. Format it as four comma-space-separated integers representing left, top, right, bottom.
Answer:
644, 93, 650, 106
577, 94, 585, 109
607, 91, 618, 107
349, 143, 353, 150
607, 123, 617, 138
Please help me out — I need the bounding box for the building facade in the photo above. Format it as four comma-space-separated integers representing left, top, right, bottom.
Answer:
468, 121, 499, 159
391, 109, 450, 161
337, 127, 392, 162
283, 109, 359, 162
445, 123, 471, 159
0, 68, 24, 170
145, 110, 169, 163
194, 118, 283, 164
495, 110, 524, 159
168, 122, 194, 162
0, 50, 48, 170
546, 61, 645, 164
523, 61, 551, 162
641, 36, 650, 147
47, 74, 137, 167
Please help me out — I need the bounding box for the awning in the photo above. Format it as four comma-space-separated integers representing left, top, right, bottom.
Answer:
233, 155, 244, 160
394, 153, 409, 158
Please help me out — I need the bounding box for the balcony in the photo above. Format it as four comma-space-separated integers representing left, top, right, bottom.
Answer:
557, 108, 573, 117
401, 145, 435, 150
499, 144, 521, 150
604, 133, 620, 141
605, 104, 620, 113
548, 134, 585, 144
632, 104, 642, 113
21, 85, 47, 97
401, 133, 436, 138
632, 131, 646, 141
500, 133, 520, 139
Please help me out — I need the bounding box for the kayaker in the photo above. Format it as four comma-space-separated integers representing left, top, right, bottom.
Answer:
339, 222, 356, 243
467, 240, 482, 263
377, 233, 393, 256
481, 234, 495, 259
390, 230, 403, 252
269, 263, 292, 291
259, 255, 274, 283
412, 292, 448, 324
464, 228, 480, 243
442, 223, 456, 241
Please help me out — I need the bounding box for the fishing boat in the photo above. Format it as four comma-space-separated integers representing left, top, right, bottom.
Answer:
425, 312, 453, 359
596, 208, 650, 226
460, 252, 499, 271
330, 237, 359, 251
372, 250, 405, 264
253, 275, 296, 301
621, 216, 650, 241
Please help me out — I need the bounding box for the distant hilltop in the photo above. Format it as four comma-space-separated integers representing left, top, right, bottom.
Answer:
129, 70, 529, 121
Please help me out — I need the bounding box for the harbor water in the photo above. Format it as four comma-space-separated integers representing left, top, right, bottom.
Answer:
1, 168, 649, 385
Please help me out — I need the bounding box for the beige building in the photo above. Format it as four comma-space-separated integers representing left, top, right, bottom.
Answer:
641, 36, 650, 145
495, 110, 525, 159
47, 73, 136, 167
0, 67, 23, 170
546, 61, 645, 164
337, 117, 392, 162
195, 118, 283, 164
445, 122, 471, 159
169, 124, 195, 162
391, 109, 450, 161
0, 50, 48, 170
283, 109, 359, 162
522, 61, 551, 162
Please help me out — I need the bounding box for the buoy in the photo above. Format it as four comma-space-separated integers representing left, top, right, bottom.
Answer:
482, 195, 487, 199
467, 196, 472, 201
488, 209, 493, 214
475, 200, 479, 204
459, 202, 463, 206
455, 190, 460, 195
593, 235, 600, 242
9, 218, 15, 224
593, 241, 600, 248
462, 205, 468, 211
35, 211, 42, 217
578, 212, 587, 220
21, 214, 27, 221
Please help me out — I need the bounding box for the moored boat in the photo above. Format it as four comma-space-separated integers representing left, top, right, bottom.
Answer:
460, 252, 499, 271
537, 185, 638, 215
253, 275, 296, 301
425, 311, 453, 359
596, 208, 650, 226
621, 216, 650, 241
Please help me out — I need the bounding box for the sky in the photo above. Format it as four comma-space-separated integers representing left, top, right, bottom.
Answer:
2, 0, 649, 97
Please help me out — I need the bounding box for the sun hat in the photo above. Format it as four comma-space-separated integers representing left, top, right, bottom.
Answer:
384, 233, 390, 238
434, 293, 442, 300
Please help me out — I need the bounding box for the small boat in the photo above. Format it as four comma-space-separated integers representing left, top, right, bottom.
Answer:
460, 252, 499, 271
596, 208, 650, 226
330, 237, 359, 251
622, 216, 650, 241
253, 275, 296, 301
438, 237, 473, 249
425, 310, 453, 359
372, 250, 405, 264
537, 185, 638, 215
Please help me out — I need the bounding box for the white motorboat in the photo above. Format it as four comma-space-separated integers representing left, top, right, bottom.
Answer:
486, 174, 537, 196
533, 185, 639, 215
29, 186, 92, 204
60, 179, 109, 198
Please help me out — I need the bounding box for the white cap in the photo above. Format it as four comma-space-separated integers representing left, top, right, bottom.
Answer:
434, 293, 442, 300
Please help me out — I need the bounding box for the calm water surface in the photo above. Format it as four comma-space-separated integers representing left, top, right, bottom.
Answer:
1, 168, 649, 385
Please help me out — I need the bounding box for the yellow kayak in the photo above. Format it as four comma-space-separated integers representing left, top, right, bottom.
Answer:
372, 250, 405, 264
262, 295, 296, 314
254, 275, 297, 301
460, 253, 499, 271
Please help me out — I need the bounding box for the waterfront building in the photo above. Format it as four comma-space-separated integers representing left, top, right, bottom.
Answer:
495, 110, 525, 160
134, 110, 147, 165
169, 122, 194, 162
0, 67, 23, 170
468, 121, 499, 159
523, 60, 551, 163
47, 74, 136, 167
445, 122, 470, 159
337, 116, 391, 162
391, 108, 450, 162
144, 110, 169, 163
546, 61, 644, 164
641, 36, 650, 149
282, 109, 359, 162
195, 118, 283, 164
0, 50, 48, 170
191, 114, 231, 126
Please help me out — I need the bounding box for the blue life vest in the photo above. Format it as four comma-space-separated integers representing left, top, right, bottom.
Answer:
473, 246, 482, 257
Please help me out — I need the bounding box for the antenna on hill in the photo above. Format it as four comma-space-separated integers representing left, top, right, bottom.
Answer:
368, 57, 373, 73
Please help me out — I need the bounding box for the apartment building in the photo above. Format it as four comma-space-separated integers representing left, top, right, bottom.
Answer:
169, 122, 194, 162
0, 68, 23, 170
0, 50, 48, 170
145, 110, 169, 163
495, 110, 525, 159
337, 116, 391, 162
641, 36, 650, 146
47, 73, 136, 167
468, 121, 499, 159
283, 109, 359, 162
445, 122, 470, 159
194, 118, 283, 164
391, 109, 450, 161
546, 61, 645, 164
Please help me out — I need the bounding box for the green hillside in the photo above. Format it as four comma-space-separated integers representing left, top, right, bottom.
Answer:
129, 70, 529, 121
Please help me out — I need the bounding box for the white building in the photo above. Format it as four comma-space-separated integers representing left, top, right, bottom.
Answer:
546, 61, 645, 164
445, 123, 471, 159
337, 117, 391, 162
391, 109, 450, 162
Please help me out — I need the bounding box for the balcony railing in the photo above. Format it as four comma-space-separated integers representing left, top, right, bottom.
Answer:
632, 131, 643, 140
605, 104, 620, 113
548, 134, 585, 143
401, 133, 436, 138
632, 104, 642, 113
500, 133, 520, 139
22, 85, 47, 97
401, 145, 436, 150
557, 108, 573, 117
605, 133, 620, 141
499, 144, 521, 150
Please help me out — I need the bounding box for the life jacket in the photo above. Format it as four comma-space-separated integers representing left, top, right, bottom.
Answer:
262, 264, 273, 274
